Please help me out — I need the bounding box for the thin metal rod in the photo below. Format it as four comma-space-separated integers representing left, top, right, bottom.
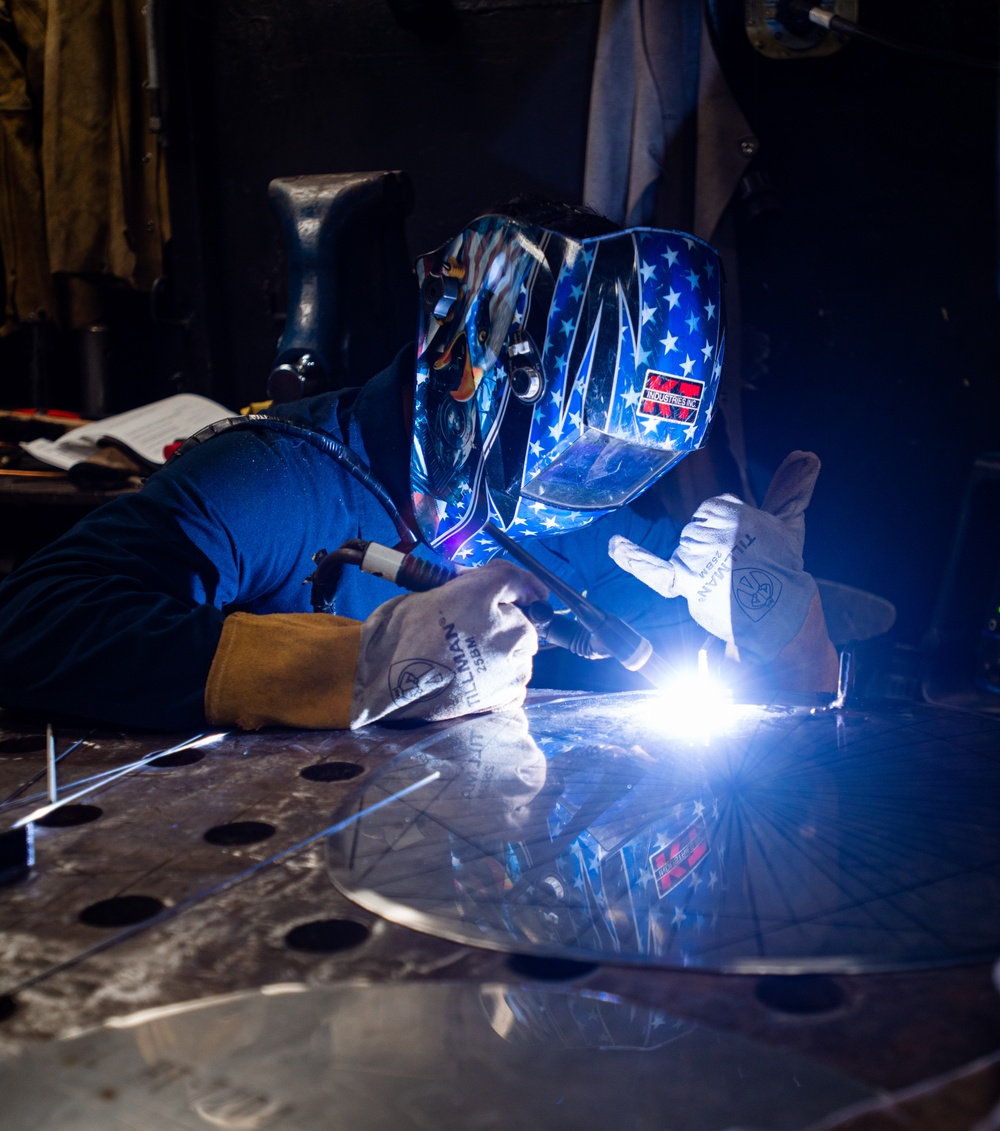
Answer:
486, 520, 669, 685
485, 521, 598, 617
4, 755, 181, 814
831, 649, 853, 710
0, 733, 93, 810
1, 771, 440, 998
45, 725, 57, 804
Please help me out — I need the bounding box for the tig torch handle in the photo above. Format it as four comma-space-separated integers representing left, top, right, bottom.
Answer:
525, 601, 604, 659
485, 522, 670, 688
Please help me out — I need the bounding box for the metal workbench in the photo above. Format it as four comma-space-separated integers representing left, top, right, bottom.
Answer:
1, 690, 998, 1129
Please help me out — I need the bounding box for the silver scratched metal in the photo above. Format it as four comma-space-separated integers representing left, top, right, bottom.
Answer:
0, 696, 997, 1108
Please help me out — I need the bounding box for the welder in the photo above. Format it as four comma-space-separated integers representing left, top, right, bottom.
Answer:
0, 201, 837, 731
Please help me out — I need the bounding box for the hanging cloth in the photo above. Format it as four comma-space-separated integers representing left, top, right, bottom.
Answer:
0, 0, 169, 335
583, 0, 757, 513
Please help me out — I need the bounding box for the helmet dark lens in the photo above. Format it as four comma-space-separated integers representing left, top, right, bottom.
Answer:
521, 429, 683, 510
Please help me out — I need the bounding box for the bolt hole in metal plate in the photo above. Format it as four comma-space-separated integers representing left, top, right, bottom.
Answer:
325, 692, 1000, 973
147, 749, 206, 768
755, 974, 845, 1017
203, 820, 276, 846
283, 917, 370, 953
0, 982, 876, 1130
0, 736, 45, 755
36, 803, 103, 828
79, 895, 165, 928
507, 954, 598, 981
299, 760, 365, 782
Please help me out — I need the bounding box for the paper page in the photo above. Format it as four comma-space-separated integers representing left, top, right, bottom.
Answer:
22, 394, 232, 470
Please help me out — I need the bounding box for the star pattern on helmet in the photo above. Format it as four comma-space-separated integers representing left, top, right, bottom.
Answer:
604, 231, 725, 451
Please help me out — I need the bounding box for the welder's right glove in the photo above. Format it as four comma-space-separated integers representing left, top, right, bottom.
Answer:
608, 451, 823, 666
349, 560, 548, 729
205, 560, 546, 732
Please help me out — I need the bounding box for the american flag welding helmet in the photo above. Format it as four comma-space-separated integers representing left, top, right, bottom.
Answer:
411, 214, 725, 563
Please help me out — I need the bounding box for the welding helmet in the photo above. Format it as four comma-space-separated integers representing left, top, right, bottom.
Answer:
410, 214, 725, 563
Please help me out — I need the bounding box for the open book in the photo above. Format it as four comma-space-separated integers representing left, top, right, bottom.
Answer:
21, 394, 232, 472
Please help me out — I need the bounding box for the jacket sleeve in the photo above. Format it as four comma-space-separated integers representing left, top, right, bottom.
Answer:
0, 429, 354, 730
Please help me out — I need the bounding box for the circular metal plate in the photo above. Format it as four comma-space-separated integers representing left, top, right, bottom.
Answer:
326, 693, 1000, 972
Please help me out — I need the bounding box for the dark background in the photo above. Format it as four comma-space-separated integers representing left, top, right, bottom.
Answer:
1, 0, 997, 654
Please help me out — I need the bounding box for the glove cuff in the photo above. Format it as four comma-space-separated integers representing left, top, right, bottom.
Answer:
206, 612, 362, 730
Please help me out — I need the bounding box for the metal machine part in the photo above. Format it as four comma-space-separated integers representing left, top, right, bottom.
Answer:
266, 352, 322, 404
744, 0, 858, 59
327, 691, 1000, 973
267, 171, 415, 402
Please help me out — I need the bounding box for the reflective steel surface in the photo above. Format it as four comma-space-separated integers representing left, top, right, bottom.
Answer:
327, 693, 1000, 972
0, 981, 873, 1131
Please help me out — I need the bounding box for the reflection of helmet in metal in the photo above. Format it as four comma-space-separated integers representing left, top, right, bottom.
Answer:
479, 986, 688, 1051
411, 214, 725, 563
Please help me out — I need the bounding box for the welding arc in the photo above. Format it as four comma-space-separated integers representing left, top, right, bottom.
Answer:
0, 771, 441, 1002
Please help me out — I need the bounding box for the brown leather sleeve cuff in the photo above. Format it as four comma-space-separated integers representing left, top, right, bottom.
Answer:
205, 612, 362, 730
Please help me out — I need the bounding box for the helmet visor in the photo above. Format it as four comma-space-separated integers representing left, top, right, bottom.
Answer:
520, 427, 686, 511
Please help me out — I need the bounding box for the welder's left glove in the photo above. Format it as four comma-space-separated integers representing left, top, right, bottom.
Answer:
608, 451, 823, 666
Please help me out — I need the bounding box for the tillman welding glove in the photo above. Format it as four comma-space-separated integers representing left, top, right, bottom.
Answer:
205, 561, 546, 732
608, 451, 822, 665
349, 560, 548, 729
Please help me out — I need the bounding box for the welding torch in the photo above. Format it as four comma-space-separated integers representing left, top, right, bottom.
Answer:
308, 526, 673, 690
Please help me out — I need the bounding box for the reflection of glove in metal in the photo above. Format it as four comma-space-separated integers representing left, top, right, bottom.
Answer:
608, 452, 821, 664
350, 561, 548, 729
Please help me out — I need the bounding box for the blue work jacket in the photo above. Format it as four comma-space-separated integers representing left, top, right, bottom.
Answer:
0, 350, 691, 729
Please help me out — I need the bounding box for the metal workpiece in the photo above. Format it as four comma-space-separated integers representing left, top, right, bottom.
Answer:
0, 694, 999, 1124
327, 692, 1000, 974
0, 722, 434, 1045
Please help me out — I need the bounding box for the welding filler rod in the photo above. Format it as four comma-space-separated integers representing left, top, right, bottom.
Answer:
45, 724, 57, 804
